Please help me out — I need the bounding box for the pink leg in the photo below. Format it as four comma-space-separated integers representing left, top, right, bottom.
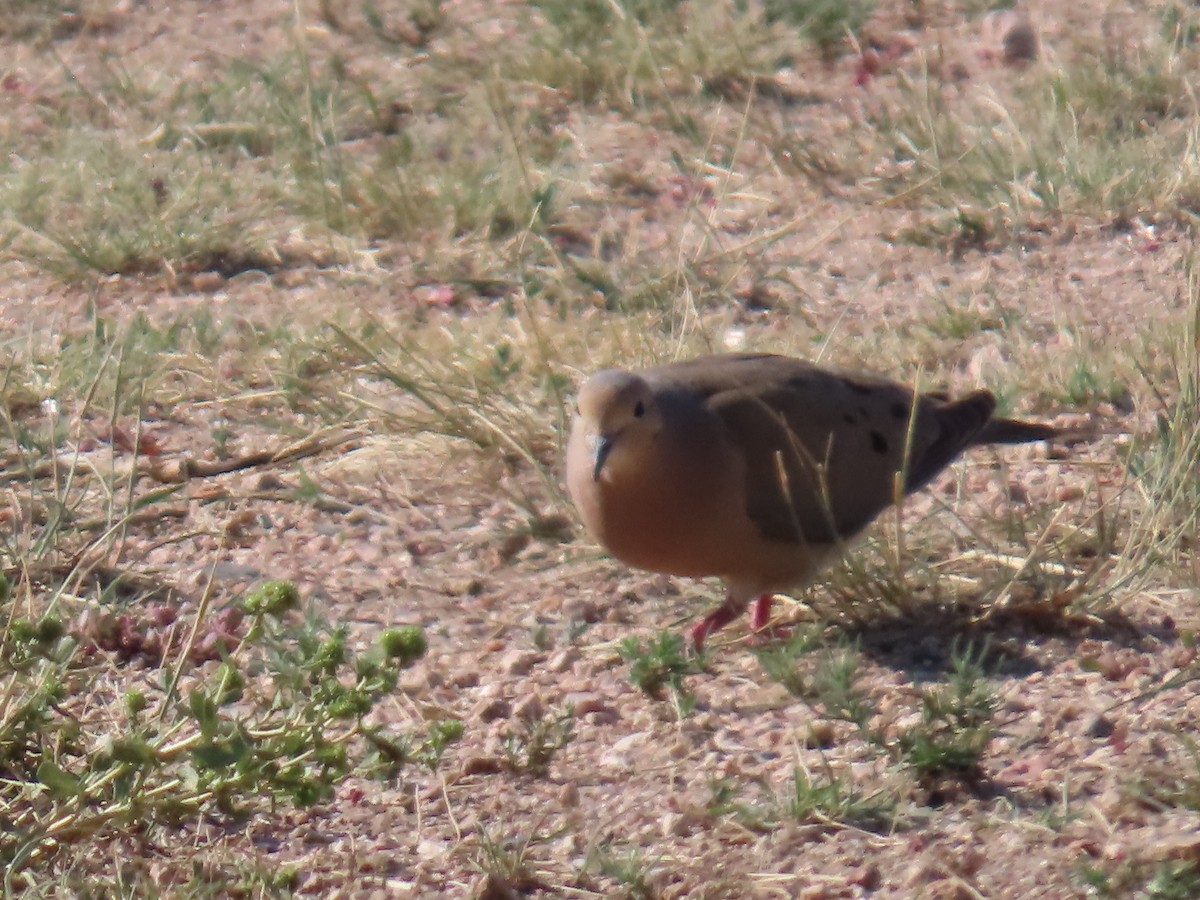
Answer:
749, 594, 774, 631
689, 596, 744, 651
749, 593, 791, 643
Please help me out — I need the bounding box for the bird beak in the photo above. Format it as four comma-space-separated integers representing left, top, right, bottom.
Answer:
591, 434, 614, 482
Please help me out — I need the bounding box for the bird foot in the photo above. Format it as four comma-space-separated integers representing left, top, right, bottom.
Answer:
749, 594, 774, 631
747, 594, 791, 644
689, 603, 741, 652
691, 593, 782, 651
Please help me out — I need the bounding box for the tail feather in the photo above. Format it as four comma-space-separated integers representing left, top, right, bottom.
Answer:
974, 416, 1063, 446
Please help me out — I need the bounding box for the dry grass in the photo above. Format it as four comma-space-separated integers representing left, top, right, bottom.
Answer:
1, 0, 1199, 896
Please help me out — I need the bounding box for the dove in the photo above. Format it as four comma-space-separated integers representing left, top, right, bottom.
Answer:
565, 353, 1067, 650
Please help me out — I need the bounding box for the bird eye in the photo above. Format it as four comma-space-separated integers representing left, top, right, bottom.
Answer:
633, 401, 646, 418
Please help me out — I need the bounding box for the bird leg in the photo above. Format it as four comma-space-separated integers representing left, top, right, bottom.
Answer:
691, 592, 785, 650
749, 594, 774, 631
749, 593, 792, 643
689, 594, 747, 651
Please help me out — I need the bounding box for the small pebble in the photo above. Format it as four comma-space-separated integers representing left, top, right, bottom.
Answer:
558, 782, 580, 807
564, 693, 611, 717
513, 693, 543, 721
547, 648, 580, 673
459, 756, 505, 777
450, 669, 480, 688
501, 650, 543, 676
1081, 712, 1115, 739
562, 597, 601, 623
471, 698, 511, 722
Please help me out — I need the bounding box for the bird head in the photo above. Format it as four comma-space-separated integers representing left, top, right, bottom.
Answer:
574, 370, 662, 482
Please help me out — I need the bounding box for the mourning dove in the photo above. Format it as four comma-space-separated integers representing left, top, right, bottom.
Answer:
566, 353, 1068, 650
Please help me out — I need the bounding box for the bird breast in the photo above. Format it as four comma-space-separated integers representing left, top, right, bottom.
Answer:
570, 418, 748, 579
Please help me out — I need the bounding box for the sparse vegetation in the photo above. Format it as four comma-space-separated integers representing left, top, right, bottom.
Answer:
1080, 858, 1200, 900
501, 704, 576, 776
757, 634, 1000, 781
587, 843, 662, 899
897, 642, 998, 779
0, 0, 1198, 894
0, 573, 437, 884
619, 630, 703, 713
707, 765, 898, 833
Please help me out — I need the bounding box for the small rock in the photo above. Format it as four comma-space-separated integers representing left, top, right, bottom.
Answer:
501, 650, 543, 676
584, 709, 620, 726
983, 8, 1038, 65
474, 872, 521, 900
1006, 481, 1030, 504
927, 881, 973, 900
1081, 712, 1115, 739
459, 756, 505, 777
513, 693, 543, 721
1058, 485, 1085, 502
255, 472, 286, 490
804, 720, 836, 748
603, 606, 628, 625
564, 693, 614, 718
610, 732, 647, 754
450, 669, 480, 689
850, 863, 882, 890
1141, 827, 1200, 862
191, 270, 225, 292
399, 675, 428, 697
562, 597, 600, 623
360, 852, 396, 875
1002, 19, 1038, 64
660, 812, 688, 838
1096, 650, 1139, 681
558, 782, 580, 807
952, 846, 985, 877
475, 682, 504, 700
471, 698, 511, 722
416, 839, 448, 860
496, 533, 530, 563
547, 648, 580, 673
1167, 644, 1195, 669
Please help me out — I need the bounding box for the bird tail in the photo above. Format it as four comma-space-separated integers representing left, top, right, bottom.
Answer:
974, 416, 1096, 446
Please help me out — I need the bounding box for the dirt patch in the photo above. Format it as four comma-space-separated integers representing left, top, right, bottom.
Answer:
3, 1, 1200, 897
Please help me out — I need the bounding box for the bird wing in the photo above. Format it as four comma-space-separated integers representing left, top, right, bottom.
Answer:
668, 355, 998, 545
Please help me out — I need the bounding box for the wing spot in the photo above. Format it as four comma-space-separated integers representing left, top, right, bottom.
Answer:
891, 402, 909, 420
870, 430, 889, 454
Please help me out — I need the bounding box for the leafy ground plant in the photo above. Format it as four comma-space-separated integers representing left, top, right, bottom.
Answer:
501, 704, 576, 776
757, 634, 999, 781
619, 630, 704, 715
896, 642, 998, 779
708, 765, 898, 833
1080, 858, 1200, 900
0, 577, 445, 886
